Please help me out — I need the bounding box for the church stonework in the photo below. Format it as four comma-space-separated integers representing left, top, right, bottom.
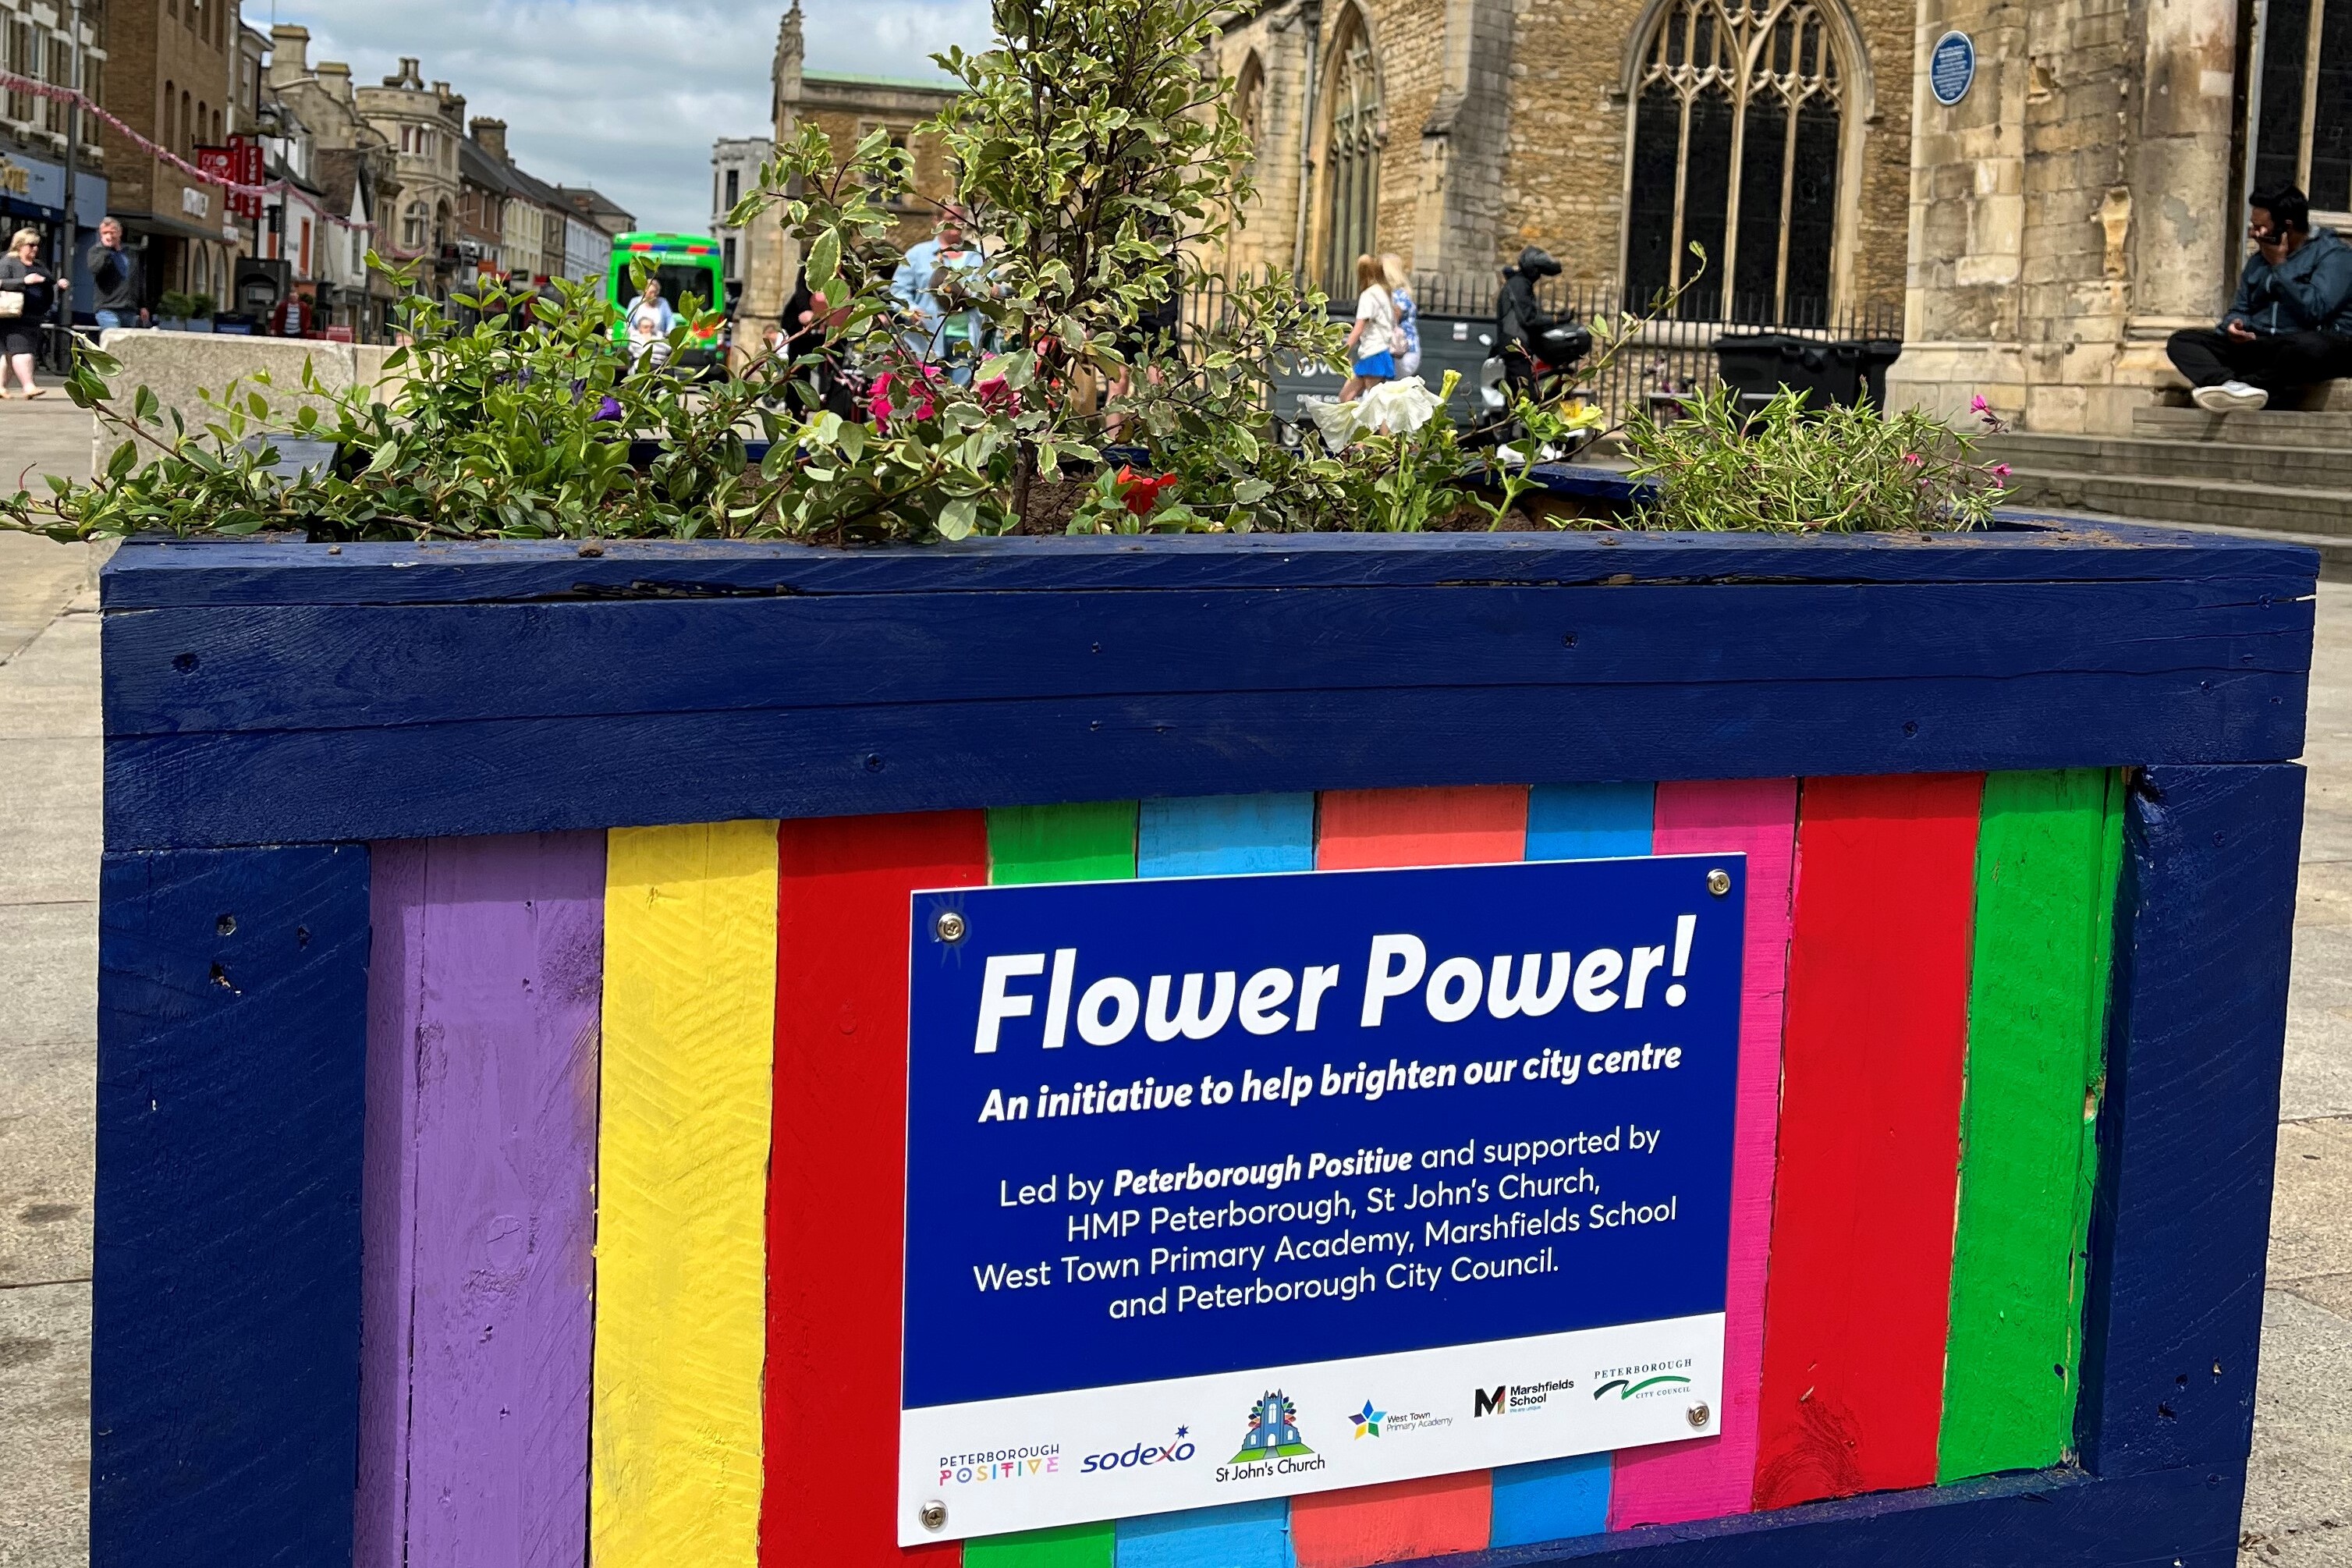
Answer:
1208, 0, 1916, 320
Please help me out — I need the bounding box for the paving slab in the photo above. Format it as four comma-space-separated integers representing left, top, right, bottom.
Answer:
2271, 1118, 2352, 1295
0, 611, 101, 743
0, 1281, 89, 1568
0, 903, 95, 1052
0, 1039, 93, 1290
0, 740, 101, 906
2240, 1290, 2352, 1568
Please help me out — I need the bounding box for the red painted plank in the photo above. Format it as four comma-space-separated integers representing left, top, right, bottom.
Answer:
1290, 1475, 1493, 1568
1610, 780, 1798, 1527
1751, 774, 1981, 1510
762, 812, 988, 1568
1314, 786, 1529, 871
1292, 787, 1526, 1565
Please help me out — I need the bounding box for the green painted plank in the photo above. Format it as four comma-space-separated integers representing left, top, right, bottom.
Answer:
988, 802, 1140, 885
964, 1520, 1118, 1568
1937, 768, 2123, 1481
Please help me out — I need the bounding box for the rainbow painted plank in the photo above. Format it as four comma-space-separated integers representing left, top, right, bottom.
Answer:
325, 774, 2123, 1568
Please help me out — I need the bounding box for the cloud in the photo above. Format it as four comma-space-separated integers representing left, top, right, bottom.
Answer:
268, 1, 992, 235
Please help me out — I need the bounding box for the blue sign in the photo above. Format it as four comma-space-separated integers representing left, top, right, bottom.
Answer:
1930, 30, 1976, 106
898, 855, 1744, 1542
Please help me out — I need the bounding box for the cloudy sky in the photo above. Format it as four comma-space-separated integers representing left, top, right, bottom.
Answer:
264, 0, 992, 235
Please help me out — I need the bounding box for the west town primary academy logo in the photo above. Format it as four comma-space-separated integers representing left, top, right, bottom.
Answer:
1231, 1392, 1315, 1462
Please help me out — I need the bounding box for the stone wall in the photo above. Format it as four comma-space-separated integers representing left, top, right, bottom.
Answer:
1886, 0, 2239, 433
87, 331, 410, 473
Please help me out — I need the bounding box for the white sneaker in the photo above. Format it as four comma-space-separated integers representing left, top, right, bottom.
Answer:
2192, 380, 2269, 413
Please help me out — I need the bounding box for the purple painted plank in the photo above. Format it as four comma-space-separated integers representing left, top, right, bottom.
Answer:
358, 840, 425, 1568
359, 833, 605, 1568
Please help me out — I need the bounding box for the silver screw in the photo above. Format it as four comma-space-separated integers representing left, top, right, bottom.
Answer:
1705, 869, 1732, 896
919, 1499, 948, 1531
1687, 1401, 1712, 1429
935, 910, 967, 943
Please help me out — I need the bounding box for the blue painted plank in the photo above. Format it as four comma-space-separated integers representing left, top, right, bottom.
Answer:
91, 844, 371, 1568
1446, 1463, 2234, 1566
102, 584, 2312, 736
105, 672, 2308, 851
1527, 783, 1656, 860
1139, 794, 1316, 877
1127, 797, 1312, 1567
96, 523, 2316, 609
2081, 763, 2302, 1478
1116, 1500, 1291, 1568
1492, 782, 1651, 1541
1491, 1453, 1616, 1548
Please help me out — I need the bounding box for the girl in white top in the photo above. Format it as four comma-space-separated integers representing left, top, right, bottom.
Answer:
1341, 252, 1396, 401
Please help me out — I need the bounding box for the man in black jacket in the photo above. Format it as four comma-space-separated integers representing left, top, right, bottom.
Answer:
2166, 186, 2352, 413
1496, 246, 1574, 406
86, 218, 147, 330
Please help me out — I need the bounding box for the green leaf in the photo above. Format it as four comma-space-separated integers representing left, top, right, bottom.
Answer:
105, 441, 137, 481
806, 228, 842, 293
937, 496, 978, 541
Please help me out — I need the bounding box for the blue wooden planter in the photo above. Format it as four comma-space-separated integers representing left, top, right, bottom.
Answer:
91, 518, 2315, 1568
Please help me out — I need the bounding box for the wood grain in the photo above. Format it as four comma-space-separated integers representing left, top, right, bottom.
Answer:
1938, 771, 2121, 1481
1752, 775, 1981, 1510
2081, 764, 2303, 1478
358, 835, 605, 1568
764, 812, 986, 1568
91, 844, 371, 1568
1491, 1455, 1616, 1548
990, 800, 1138, 884
1137, 793, 1316, 876
1289, 1474, 1493, 1568
1316, 786, 1529, 870
96, 523, 2318, 611
1113, 1501, 1291, 1568
592, 821, 779, 1568
1608, 779, 1799, 1528
1494, 782, 1654, 1543
1292, 786, 1525, 1563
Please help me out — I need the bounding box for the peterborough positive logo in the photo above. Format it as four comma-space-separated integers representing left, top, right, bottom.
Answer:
1232, 1392, 1314, 1462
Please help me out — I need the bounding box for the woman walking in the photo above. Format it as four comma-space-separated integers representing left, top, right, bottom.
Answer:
1340, 252, 1396, 401
0, 229, 55, 400
1382, 254, 1421, 380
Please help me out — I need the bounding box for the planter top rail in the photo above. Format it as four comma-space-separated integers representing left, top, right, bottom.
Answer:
97, 518, 2317, 852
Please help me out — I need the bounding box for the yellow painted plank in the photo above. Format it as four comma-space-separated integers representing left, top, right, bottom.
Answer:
593, 820, 779, 1568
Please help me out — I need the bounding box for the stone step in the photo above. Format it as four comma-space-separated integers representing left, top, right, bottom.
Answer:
2131, 404, 2352, 450
1983, 431, 2352, 490
2008, 506, 2352, 580
1998, 466, 2352, 538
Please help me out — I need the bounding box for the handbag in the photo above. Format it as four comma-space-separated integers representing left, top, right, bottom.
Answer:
0, 289, 23, 319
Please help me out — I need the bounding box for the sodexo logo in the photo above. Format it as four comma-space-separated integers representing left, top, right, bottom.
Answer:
1080, 1426, 1197, 1474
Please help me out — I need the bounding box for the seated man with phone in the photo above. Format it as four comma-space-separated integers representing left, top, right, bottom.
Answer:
2167, 185, 2352, 413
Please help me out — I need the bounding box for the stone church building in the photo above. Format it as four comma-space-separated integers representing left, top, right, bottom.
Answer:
1214, 0, 2326, 436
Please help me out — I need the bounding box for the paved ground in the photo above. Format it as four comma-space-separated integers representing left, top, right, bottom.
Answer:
0, 397, 2346, 1565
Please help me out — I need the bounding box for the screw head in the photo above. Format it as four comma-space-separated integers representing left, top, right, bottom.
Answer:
1705, 868, 1732, 896
919, 1499, 948, 1532
1687, 1401, 1712, 1429
934, 910, 967, 944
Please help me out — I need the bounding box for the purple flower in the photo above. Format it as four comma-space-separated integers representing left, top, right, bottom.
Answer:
1970, 395, 1991, 413
593, 396, 623, 422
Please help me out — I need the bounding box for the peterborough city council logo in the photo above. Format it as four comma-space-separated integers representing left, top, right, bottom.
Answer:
1232, 1391, 1314, 1462
1349, 1400, 1385, 1439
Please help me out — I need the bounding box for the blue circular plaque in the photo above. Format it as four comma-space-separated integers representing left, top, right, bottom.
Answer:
1929, 30, 1976, 106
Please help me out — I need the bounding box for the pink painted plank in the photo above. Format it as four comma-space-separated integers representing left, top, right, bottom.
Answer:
1607, 780, 1799, 1529
358, 834, 606, 1568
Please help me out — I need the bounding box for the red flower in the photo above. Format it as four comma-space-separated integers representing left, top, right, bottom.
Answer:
974, 375, 1021, 413
867, 366, 943, 423
1114, 465, 1177, 516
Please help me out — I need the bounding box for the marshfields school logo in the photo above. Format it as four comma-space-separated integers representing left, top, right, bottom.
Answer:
1232, 1392, 1315, 1461
1474, 1377, 1577, 1417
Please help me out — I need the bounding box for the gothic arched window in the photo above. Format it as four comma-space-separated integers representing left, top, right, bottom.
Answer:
1321, 9, 1381, 298
1623, 0, 1846, 325
1236, 52, 1265, 175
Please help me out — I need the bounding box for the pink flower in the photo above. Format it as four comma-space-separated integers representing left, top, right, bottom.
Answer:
974, 375, 1021, 414
867, 365, 944, 424
1990, 463, 2012, 480
1902, 452, 1924, 466
1970, 395, 1991, 413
